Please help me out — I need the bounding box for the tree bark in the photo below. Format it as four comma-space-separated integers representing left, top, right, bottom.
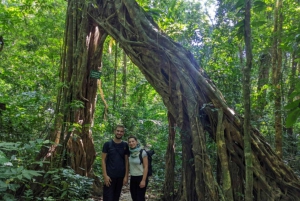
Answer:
98, 79, 108, 120
286, 53, 297, 156
256, 52, 271, 120
243, 0, 253, 200
113, 42, 118, 111
272, 0, 283, 158
32, 0, 107, 196
0, 36, 3, 52
122, 49, 127, 106
163, 112, 176, 201
216, 109, 233, 201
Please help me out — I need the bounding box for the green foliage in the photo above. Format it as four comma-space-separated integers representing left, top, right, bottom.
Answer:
0, 91, 56, 142
285, 82, 300, 128
43, 168, 94, 200
0, 140, 94, 200
0, 0, 66, 142
0, 140, 45, 200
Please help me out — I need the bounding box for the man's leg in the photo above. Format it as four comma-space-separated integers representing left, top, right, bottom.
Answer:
113, 177, 124, 201
103, 178, 118, 201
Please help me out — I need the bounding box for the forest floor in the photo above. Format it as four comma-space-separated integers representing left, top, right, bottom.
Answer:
91, 177, 161, 201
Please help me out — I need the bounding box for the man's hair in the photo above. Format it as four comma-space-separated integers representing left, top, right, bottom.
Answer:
115, 124, 125, 130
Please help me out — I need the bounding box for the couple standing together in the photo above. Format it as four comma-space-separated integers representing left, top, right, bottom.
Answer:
102, 125, 149, 201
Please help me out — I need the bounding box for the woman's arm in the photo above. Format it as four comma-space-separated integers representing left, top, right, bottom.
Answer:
140, 153, 148, 188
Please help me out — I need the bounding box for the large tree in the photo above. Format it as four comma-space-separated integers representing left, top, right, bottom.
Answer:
35, 0, 300, 200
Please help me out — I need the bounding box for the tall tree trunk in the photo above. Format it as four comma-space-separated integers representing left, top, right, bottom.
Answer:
163, 112, 176, 201
286, 54, 298, 156
113, 42, 118, 111
32, 0, 107, 196
122, 49, 127, 106
98, 79, 108, 120
272, 0, 283, 158
216, 109, 233, 201
255, 52, 271, 127
89, 0, 300, 199
243, 0, 253, 200
0, 36, 3, 52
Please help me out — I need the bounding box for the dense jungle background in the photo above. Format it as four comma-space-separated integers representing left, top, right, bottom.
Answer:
0, 0, 299, 200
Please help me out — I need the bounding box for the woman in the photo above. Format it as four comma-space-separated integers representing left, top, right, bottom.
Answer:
128, 136, 149, 201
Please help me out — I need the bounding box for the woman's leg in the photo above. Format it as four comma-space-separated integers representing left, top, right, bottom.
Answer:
136, 177, 148, 201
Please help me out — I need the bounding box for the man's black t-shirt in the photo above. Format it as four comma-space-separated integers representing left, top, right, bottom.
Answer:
102, 140, 129, 178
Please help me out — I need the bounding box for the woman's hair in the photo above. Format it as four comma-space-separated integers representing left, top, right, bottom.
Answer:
127, 135, 137, 141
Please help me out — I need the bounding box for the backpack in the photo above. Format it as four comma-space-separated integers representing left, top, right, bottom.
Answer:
139, 149, 155, 176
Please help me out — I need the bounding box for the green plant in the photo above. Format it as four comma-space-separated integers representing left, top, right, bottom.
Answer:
22, 189, 34, 201
285, 82, 300, 128
61, 168, 94, 199
44, 168, 94, 200
0, 141, 45, 200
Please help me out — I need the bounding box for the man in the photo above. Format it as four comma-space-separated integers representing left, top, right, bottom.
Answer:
102, 125, 129, 201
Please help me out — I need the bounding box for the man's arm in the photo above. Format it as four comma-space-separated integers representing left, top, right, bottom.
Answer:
123, 154, 129, 185
102, 152, 111, 187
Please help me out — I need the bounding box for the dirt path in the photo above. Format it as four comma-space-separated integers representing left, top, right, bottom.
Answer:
91, 182, 158, 201
119, 184, 132, 201
90, 184, 131, 201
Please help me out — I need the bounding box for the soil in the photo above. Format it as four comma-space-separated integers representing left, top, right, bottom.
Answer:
91, 178, 160, 201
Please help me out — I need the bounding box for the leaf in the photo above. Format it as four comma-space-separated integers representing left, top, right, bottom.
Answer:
7, 183, 19, 191
0, 142, 21, 151
0, 150, 9, 165
22, 172, 32, 180
236, 25, 244, 41
232, 0, 244, 11
233, 19, 245, 40
289, 91, 299, 99
60, 191, 67, 198
254, 0, 267, 7
22, 169, 43, 180
0, 180, 8, 189
43, 140, 51, 144
253, 1, 267, 12
251, 20, 266, 27
27, 170, 43, 176
285, 108, 300, 128
284, 99, 300, 110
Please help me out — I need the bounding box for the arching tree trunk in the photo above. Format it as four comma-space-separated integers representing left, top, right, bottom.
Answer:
89, 0, 300, 200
